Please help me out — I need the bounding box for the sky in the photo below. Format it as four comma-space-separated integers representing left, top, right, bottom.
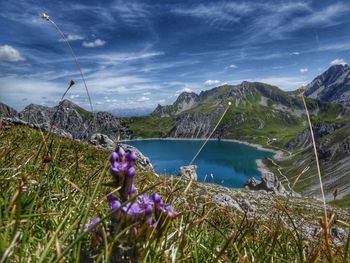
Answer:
0, 0, 350, 113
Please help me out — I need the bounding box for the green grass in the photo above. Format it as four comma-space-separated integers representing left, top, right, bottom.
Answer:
0, 124, 349, 262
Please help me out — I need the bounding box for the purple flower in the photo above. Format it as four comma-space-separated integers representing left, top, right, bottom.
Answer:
110, 152, 119, 163
152, 193, 164, 219
164, 205, 179, 218
117, 146, 125, 158
145, 204, 153, 226
110, 199, 121, 212
122, 166, 136, 201
125, 151, 137, 163
152, 193, 162, 205
138, 194, 153, 207
106, 192, 117, 202
129, 184, 137, 197
84, 216, 101, 232
126, 167, 135, 177
110, 162, 128, 177
123, 202, 144, 217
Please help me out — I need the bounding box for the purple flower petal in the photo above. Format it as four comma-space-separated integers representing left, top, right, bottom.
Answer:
110, 152, 119, 163
145, 204, 153, 225
110, 200, 121, 212
84, 216, 101, 232
164, 205, 179, 218
123, 202, 144, 216
125, 151, 137, 162
110, 166, 120, 175
138, 194, 153, 207
126, 166, 135, 177
152, 193, 162, 204
118, 162, 129, 173
129, 184, 137, 197
106, 192, 117, 202
117, 146, 125, 157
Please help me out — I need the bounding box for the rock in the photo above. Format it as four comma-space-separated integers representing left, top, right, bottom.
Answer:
90, 133, 116, 150
238, 199, 256, 212
212, 193, 243, 212
245, 172, 287, 195
0, 102, 18, 118
178, 165, 197, 180
118, 143, 154, 171
1, 117, 73, 139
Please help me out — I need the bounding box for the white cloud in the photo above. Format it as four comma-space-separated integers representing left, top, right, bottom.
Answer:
182, 87, 193, 93
143, 92, 151, 96
137, 96, 150, 102
0, 45, 25, 62
59, 34, 84, 42
82, 39, 106, 48
81, 51, 164, 65
174, 87, 194, 96
228, 64, 237, 69
330, 58, 347, 66
299, 68, 308, 74
204, 80, 221, 86
291, 51, 300, 55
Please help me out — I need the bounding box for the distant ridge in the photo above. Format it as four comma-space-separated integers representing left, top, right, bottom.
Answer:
305, 64, 350, 106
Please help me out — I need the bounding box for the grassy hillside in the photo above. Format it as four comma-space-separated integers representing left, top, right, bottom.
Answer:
0, 123, 349, 262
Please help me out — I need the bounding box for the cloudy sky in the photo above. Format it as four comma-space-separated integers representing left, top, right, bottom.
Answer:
1, 0, 350, 112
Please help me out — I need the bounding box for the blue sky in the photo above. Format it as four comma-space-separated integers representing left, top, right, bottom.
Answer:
1, 0, 350, 112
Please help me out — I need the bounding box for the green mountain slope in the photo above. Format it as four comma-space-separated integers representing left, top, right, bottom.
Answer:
126, 81, 347, 147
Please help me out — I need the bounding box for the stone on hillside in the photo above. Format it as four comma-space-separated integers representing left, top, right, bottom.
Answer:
212, 193, 243, 212
178, 165, 197, 180
245, 172, 287, 195
90, 133, 116, 150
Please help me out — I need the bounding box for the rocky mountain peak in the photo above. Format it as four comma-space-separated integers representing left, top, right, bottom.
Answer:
305, 64, 350, 106
59, 99, 80, 109
176, 92, 199, 103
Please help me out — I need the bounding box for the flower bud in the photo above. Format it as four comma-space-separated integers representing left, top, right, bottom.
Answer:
110, 152, 119, 163
125, 151, 137, 163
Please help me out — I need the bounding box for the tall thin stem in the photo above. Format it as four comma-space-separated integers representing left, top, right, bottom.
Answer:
189, 102, 231, 165
300, 86, 330, 255
48, 19, 94, 115
42, 14, 96, 134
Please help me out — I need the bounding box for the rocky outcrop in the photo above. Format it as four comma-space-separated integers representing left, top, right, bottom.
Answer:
90, 133, 116, 150
286, 122, 350, 151
1, 117, 73, 139
305, 64, 350, 106
245, 172, 287, 195
178, 165, 197, 180
284, 121, 350, 200
0, 102, 18, 118
170, 113, 215, 138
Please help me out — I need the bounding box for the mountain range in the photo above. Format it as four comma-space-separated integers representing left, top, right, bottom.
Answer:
1, 64, 350, 205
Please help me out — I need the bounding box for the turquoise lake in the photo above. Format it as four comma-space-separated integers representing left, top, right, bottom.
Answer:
126, 139, 274, 188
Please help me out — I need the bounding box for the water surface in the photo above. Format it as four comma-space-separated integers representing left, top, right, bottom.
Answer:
127, 139, 273, 188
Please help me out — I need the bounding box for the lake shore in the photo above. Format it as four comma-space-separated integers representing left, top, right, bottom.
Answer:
120, 137, 284, 160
